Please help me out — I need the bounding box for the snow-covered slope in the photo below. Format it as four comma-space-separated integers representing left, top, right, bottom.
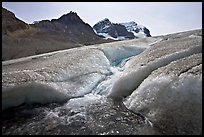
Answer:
2, 29, 202, 135
93, 18, 151, 40
121, 21, 151, 38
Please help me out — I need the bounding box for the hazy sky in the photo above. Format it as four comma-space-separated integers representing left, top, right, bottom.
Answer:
2, 2, 202, 36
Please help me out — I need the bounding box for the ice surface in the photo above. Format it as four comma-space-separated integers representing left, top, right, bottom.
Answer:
124, 54, 202, 134
2, 29, 202, 135
125, 73, 202, 134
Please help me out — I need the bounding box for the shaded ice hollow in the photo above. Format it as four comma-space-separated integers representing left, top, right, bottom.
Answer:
2, 29, 202, 135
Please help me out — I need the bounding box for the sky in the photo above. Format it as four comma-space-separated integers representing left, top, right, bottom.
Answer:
2, 2, 202, 36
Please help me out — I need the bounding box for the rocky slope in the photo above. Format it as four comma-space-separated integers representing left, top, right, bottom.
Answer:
2, 29, 202, 135
31, 11, 109, 45
2, 8, 113, 61
2, 7, 29, 34
93, 18, 151, 40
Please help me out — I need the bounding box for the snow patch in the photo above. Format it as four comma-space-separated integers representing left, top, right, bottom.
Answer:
97, 32, 127, 40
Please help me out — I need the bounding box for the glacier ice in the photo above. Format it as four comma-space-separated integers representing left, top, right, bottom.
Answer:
124, 54, 202, 134
2, 29, 202, 135
2, 37, 160, 110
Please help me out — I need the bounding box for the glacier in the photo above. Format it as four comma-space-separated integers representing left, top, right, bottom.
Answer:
2, 29, 202, 135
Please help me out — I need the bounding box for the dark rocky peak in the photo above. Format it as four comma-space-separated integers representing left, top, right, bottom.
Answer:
101, 18, 111, 24
93, 18, 113, 33
95, 18, 112, 26
143, 27, 151, 37
54, 11, 84, 25
109, 23, 135, 39
33, 11, 88, 32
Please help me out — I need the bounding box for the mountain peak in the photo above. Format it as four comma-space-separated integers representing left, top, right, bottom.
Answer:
93, 19, 151, 40
56, 11, 83, 25
69, 11, 77, 14
102, 18, 111, 22
95, 18, 111, 26
63, 11, 78, 18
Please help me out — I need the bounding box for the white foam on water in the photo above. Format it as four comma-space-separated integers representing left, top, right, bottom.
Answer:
63, 93, 108, 113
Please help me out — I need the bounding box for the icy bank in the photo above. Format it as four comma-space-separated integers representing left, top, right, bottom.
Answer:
124, 54, 202, 134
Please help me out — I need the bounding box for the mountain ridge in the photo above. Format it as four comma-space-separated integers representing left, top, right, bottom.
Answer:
2, 7, 114, 61
2, 7, 152, 61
